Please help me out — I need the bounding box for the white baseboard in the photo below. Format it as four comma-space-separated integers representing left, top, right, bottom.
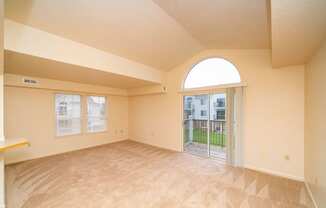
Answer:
304, 181, 318, 208
244, 165, 304, 181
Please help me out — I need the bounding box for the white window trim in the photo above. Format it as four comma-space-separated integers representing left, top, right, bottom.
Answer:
54, 93, 109, 137
179, 82, 247, 95
86, 96, 108, 133
183, 58, 242, 89
55, 93, 82, 137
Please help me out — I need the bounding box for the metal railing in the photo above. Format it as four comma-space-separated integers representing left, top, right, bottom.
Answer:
184, 119, 226, 147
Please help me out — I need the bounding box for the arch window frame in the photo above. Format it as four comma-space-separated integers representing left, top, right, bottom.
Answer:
183, 57, 242, 90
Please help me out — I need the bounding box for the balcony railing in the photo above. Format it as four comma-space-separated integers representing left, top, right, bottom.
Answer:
184, 119, 226, 147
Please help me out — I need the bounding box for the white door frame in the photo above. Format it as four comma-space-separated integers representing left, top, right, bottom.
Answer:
182, 89, 228, 159
181, 87, 244, 166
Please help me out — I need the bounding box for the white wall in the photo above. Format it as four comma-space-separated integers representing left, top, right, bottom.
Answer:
129, 49, 305, 180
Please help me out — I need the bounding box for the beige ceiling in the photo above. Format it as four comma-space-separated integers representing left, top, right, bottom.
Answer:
5, 0, 325, 70
4, 0, 203, 71
5, 0, 271, 71
4, 51, 156, 89
153, 0, 271, 49
271, 0, 326, 67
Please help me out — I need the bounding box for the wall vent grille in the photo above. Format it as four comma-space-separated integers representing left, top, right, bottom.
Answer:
22, 78, 39, 85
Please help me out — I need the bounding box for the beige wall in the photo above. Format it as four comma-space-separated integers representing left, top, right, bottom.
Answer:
129, 49, 305, 180
3, 50, 306, 181
5, 19, 163, 83
4, 75, 129, 164
0, 0, 4, 206
305, 39, 326, 207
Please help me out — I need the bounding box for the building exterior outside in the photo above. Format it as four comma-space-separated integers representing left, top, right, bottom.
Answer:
184, 94, 226, 121
183, 94, 227, 158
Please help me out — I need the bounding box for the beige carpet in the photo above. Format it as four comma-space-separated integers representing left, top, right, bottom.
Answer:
6, 140, 313, 208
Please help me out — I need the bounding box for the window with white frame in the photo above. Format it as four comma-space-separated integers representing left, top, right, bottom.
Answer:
184, 58, 241, 89
87, 96, 107, 132
55, 94, 81, 136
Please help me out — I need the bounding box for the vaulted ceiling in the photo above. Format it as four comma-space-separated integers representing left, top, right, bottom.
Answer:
5, 0, 203, 71
4, 0, 326, 77
153, 0, 271, 49
271, 0, 326, 67
5, 0, 271, 71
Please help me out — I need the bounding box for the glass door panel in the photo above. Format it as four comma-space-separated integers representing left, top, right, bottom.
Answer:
209, 93, 227, 161
183, 94, 209, 157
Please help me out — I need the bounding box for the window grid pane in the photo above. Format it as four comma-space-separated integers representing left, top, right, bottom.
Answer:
55, 94, 81, 136
87, 96, 107, 132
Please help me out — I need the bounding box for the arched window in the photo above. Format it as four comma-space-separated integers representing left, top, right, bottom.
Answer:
184, 58, 241, 89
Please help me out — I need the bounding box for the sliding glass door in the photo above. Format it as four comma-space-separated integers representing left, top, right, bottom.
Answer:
183, 93, 227, 161
183, 95, 209, 157
209, 93, 227, 161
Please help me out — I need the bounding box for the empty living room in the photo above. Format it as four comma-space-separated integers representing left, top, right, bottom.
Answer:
0, 0, 325, 207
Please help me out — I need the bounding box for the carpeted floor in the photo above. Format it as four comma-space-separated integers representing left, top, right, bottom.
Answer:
6, 140, 313, 208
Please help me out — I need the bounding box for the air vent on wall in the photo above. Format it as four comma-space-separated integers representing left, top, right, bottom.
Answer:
22, 78, 39, 85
